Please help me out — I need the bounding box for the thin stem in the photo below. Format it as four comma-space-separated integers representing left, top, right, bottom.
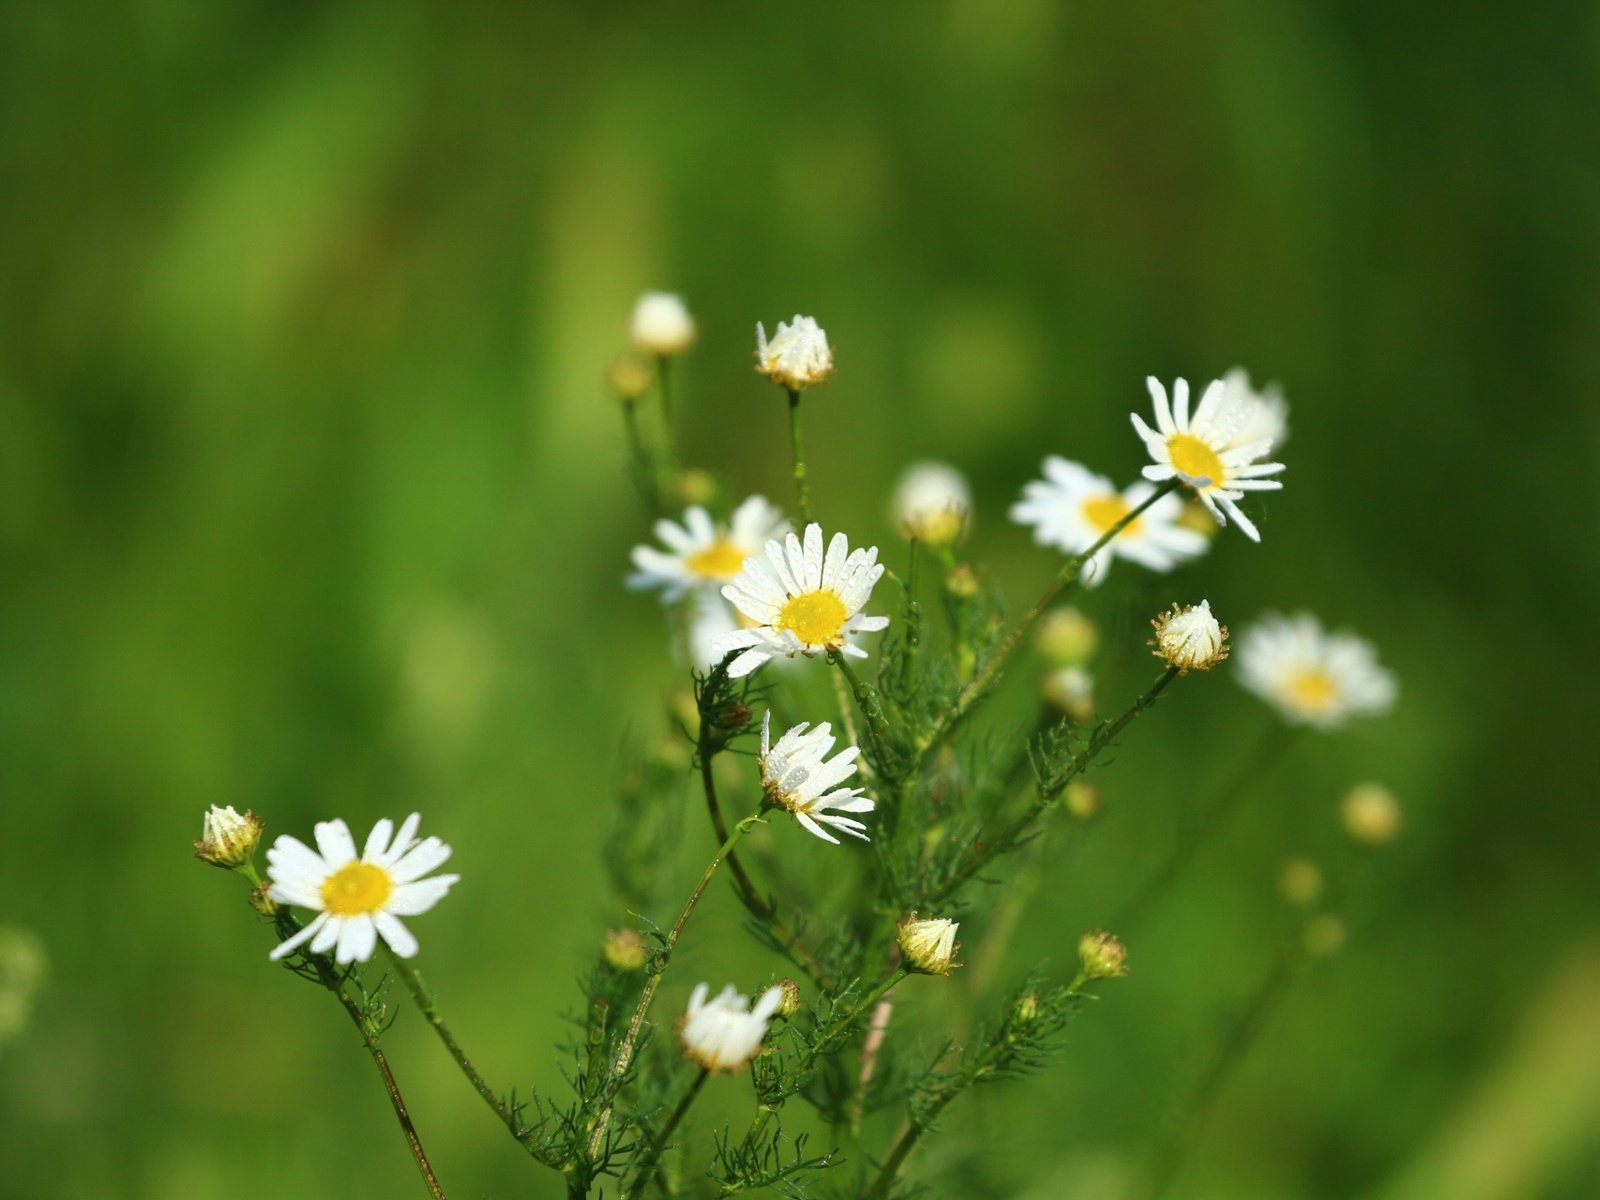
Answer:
921, 479, 1180, 757
931, 667, 1182, 903
698, 722, 835, 990
849, 984, 898, 1133
385, 950, 521, 1139
271, 915, 446, 1199
656, 355, 673, 426
786, 388, 814, 523
586, 805, 766, 1160
627, 1069, 709, 1198
1110, 721, 1294, 932
621, 398, 663, 514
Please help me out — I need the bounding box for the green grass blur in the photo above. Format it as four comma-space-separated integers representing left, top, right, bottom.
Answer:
2, 3, 1597, 1197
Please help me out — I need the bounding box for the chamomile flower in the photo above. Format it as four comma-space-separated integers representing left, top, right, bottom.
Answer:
1235, 612, 1397, 728
680, 982, 785, 1072
1131, 377, 1285, 542
712, 523, 888, 678
759, 711, 875, 844
629, 496, 789, 603
265, 814, 459, 964
1219, 367, 1289, 450
1009, 457, 1207, 584
755, 315, 833, 391
897, 915, 960, 975
629, 291, 697, 357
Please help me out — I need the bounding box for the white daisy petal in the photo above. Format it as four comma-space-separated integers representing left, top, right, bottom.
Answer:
313, 820, 358, 867
269, 912, 328, 961
390, 837, 453, 884
336, 914, 378, 964
375, 912, 419, 958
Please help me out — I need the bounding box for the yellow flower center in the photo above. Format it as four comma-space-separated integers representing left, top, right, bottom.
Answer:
1081, 493, 1144, 537
320, 862, 394, 916
684, 538, 748, 581
1285, 668, 1340, 714
775, 589, 849, 646
1168, 433, 1226, 488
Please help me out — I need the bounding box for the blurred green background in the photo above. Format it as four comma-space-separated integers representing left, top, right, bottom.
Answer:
2, 2, 1597, 1197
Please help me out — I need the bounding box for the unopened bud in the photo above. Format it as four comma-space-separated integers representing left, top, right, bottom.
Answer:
774, 978, 802, 1018
1041, 666, 1095, 723
1075, 930, 1129, 986
676, 468, 719, 508
1063, 780, 1101, 821
1150, 600, 1228, 674
945, 564, 980, 599
1279, 857, 1324, 906
629, 292, 697, 357
891, 462, 971, 550
1341, 783, 1401, 846
897, 914, 961, 976
603, 928, 647, 972
248, 885, 280, 917
1304, 915, 1348, 958
1015, 993, 1040, 1022
606, 355, 653, 403
194, 806, 265, 870
1036, 607, 1099, 667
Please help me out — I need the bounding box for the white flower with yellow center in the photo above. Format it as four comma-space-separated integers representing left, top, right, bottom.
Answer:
759, 711, 875, 844
1219, 366, 1289, 451
1131, 377, 1285, 542
265, 814, 459, 964
680, 982, 785, 1072
1009, 457, 1207, 584
755, 315, 833, 391
629, 496, 789, 603
712, 523, 888, 678
628, 291, 697, 357
891, 461, 972, 548
1235, 612, 1396, 728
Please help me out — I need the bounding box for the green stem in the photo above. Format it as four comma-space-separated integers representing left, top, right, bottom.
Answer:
627, 1069, 709, 1198
385, 951, 521, 1140
656, 354, 673, 426
931, 667, 1182, 903
622, 398, 663, 514
786, 388, 814, 524
586, 805, 767, 1161
920, 480, 1180, 758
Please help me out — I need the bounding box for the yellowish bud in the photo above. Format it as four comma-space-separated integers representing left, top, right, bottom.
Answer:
1076, 930, 1129, 986
603, 928, 648, 972
891, 462, 972, 549
1063, 780, 1101, 821
675, 468, 719, 508
1035, 607, 1099, 667
194, 806, 265, 870
1279, 857, 1324, 906
248, 885, 280, 917
774, 978, 802, 1018
1341, 783, 1401, 846
1041, 666, 1095, 723
605, 355, 654, 402
1304, 915, 1348, 958
945, 564, 980, 599
897, 914, 961, 976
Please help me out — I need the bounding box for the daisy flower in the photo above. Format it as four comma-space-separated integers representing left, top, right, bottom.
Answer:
1131, 376, 1286, 541
1009, 457, 1208, 584
679, 982, 785, 1072
759, 711, 875, 844
755, 315, 833, 391
265, 814, 459, 964
1235, 612, 1397, 728
712, 523, 888, 678
629, 496, 788, 603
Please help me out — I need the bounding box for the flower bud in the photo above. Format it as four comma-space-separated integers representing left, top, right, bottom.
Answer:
675, 468, 719, 508
774, 977, 802, 1018
1063, 780, 1101, 821
1075, 930, 1129, 986
1278, 857, 1324, 906
1150, 600, 1228, 674
1035, 607, 1099, 667
605, 355, 653, 403
248, 885, 280, 916
1340, 783, 1401, 846
194, 806, 265, 870
1041, 666, 1095, 723
897, 914, 960, 975
755, 315, 833, 391
1304, 915, 1348, 958
603, 928, 647, 972
890, 462, 971, 549
1015, 993, 1040, 1022
629, 292, 697, 357
945, 564, 980, 598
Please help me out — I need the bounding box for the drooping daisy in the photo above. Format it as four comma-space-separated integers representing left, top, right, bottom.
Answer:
1131, 377, 1286, 542
628, 496, 789, 604
1009, 457, 1208, 584
679, 982, 785, 1072
712, 523, 888, 678
759, 711, 875, 844
890, 461, 972, 548
1219, 367, 1289, 451
755, 315, 833, 391
266, 814, 459, 964
1235, 612, 1396, 729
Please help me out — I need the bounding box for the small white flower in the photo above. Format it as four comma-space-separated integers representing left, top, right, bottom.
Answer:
679, 981, 785, 1072
194, 805, 265, 868
712, 523, 888, 678
1009, 457, 1208, 584
628, 292, 697, 357
1219, 367, 1289, 451
629, 496, 789, 603
1150, 600, 1229, 674
755, 315, 833, 391
1131, 377, 1286, 542
897, 915, 960, 975
891, 461, 972, 547
759, 711, 875, 844
265, 814, 459, 964
1235, 612, 1396, 728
